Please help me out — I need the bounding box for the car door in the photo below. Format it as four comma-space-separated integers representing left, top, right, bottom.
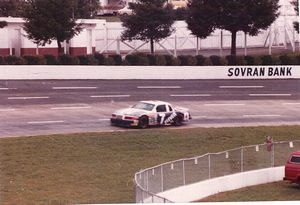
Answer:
156, 104, 168, 125
156, 104, 176, 125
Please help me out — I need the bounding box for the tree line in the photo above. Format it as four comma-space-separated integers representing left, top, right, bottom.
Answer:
0, 0, 299, 56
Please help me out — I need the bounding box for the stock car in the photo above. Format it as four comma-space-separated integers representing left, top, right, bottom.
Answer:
110, 100, 191, 128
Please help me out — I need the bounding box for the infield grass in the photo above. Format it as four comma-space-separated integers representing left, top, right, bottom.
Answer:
0, 126, 300, 204
201, 181, 300, 202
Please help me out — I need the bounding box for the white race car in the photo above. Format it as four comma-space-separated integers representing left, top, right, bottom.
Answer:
110, 100, 191, 128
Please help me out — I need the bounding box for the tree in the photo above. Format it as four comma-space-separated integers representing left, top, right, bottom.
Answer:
186, 0, 280, 56
0, 0, 27, 17
73, 0, 100, 19
23, 0, 82, 55
121, 0, 175, 54
0, 21, 7, 28
291, 0, 299, 33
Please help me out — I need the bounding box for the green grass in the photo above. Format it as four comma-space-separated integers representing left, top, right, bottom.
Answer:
201, 181, 300, 202
0, 126, 300, 204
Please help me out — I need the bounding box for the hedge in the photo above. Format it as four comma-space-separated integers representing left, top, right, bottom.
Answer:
0, 52, 299, 66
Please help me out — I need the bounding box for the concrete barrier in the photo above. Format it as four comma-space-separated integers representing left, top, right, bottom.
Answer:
157, 166, 284, 202
0, 65, 299, 80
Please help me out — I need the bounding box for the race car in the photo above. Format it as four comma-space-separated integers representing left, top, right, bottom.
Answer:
110, 100, 191, 128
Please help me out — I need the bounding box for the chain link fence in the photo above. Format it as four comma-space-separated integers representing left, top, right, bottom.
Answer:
134, 140, 300, 203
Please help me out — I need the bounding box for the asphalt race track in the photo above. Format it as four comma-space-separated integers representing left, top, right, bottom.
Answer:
0, 79, 299, 137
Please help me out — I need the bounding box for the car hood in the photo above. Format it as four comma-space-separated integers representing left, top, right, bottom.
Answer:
114, 108, 147, 117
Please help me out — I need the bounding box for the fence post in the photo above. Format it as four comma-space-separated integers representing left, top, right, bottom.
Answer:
116, 37, 121, 55
141, 188, 144, 203
241, 147, 244, 172
146, 171, 149, 191
220, 30, 223, 57
244, 32, 247, 56
161, 166, 164, 192
196, 37, 199, 56
174, 34, 177, 57
208, 154, 211, 179
272, 143, 275, 167
183, 160, 186, 186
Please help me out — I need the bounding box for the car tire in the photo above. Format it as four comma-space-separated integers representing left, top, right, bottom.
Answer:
172, 114, 183, 126
138, 116, 148, 129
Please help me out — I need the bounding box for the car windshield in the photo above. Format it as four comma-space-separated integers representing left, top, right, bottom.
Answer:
132, 102, 155, 111
291, 156, 300, 163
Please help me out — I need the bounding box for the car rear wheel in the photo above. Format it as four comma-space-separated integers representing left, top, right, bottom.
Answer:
138, 116, 148, 129
172, 114, 183, 126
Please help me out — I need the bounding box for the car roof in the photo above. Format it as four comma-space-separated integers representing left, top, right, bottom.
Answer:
291, 151, 300, 156
140, 100, 171, 106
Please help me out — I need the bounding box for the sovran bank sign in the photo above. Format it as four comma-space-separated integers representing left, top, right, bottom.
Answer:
228, 66, 295, 78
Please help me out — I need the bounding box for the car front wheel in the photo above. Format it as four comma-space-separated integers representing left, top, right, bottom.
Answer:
138, 116, 148, 129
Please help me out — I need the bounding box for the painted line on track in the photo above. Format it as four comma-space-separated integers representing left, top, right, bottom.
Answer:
243, 114, 281, 118
0, 108, 17, 112
99, 119, 110, 121
138, 86, 182, 89
191, 116, 208, 119
282, 102, 300, 105
51, 106, 91, 110
8, 96, 50, 100
170, 94, 212, 97
204, 103, 245, 106
0, 88, 17, 91
52, 87, 98, 90
27, 120, 65, 125
249, 94, 291, 97
90, 95, 131, 98
219, 86, 264, 89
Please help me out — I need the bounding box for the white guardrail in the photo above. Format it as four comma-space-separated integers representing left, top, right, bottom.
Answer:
0, 65, 299, 80
158, 167, 284, 202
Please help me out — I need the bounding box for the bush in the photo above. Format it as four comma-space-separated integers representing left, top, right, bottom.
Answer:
147, 55, 166, 65
125, 53, 149, 65
195, 55, 206, 66
164, 55, 180, 66
23, 55, 46, 65
78, 55, 98, 65
295, 54, 300, 65
44, 55, 58, 65
209, 55, 227, 65
279, 55, 298, 65
244, 55, 262, 65
260, 55, 273, 65
262, 55, 280, 65
109, 55, 122, 65
58, 54, 79, 65
177, 55, 197, 66
226, 55, 246, 65
94, 53, 106, 65
4, 55, 26, 65
244, 55, 255, 65
104, 56, 115, 65
0, 56, 5, 65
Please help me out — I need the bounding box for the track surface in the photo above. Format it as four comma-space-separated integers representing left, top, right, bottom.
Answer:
0, 79, 299, 137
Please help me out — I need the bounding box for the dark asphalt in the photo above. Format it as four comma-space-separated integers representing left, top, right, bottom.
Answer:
0, 79, 299, 137
0, 79, 299, 105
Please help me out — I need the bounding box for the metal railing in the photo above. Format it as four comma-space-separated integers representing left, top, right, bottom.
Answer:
134, 140, 300, 203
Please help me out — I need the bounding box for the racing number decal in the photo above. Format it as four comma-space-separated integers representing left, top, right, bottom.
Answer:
157, 113, 177, 125
158, 113, 166, 124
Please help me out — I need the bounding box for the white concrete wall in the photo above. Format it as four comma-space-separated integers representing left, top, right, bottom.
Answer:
0, 65, 298, 80
157, 166, 284, 203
